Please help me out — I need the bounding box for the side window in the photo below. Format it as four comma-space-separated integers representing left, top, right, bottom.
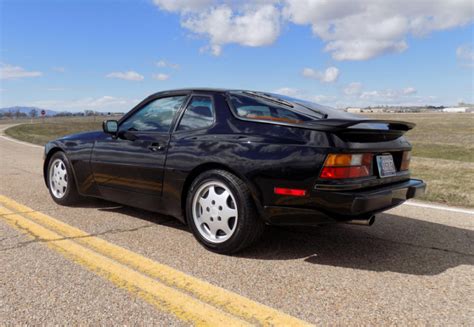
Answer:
176, 96, 215, 131
120, 95, 187, 132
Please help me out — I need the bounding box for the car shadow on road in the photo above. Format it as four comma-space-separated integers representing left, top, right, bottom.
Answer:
238, 213, 474, 276
72, 198, 188, 231
72, 199, 473, 276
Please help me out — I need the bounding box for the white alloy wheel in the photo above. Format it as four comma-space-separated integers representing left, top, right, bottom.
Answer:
191, 181, 239, 243
49, 158, 68, 199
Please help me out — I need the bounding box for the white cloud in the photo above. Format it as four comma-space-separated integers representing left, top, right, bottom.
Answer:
273, 87, 301, 97
311, 94, 337, 103
456, 44, 474, 68
153, 0, 474, 60
402, 87, 417, 95
29, 96, 138, 112
284, 0, 474, 60
0, 63, 42, 80
52, 67, 66, 73
156, 60, 180, 69
106, 71, 144, 81
302, 66, 339, 83
152, 73, 170, 81
199, 44, 223, 56
152, 0, 213, 13
359, 87, 421, 104
274, 84, 428, 108
169, 3, 281, 56
344, 82, 363, 96
273, 87, 336, 104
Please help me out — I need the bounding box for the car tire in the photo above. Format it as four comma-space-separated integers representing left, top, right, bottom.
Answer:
186, 169, 265, 254
47, 151, 81, 205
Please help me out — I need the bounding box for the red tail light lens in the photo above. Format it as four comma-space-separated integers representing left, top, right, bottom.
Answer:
274, 187, 307, 197
320, 153, 373, 179
400, 151, 411, 171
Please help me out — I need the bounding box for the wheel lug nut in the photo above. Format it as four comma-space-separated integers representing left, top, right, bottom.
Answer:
218, 217, 221, 221
211, 200, 215, 205
218, 206, 222, 210
210, 218, 214, 221
206, 207, 210, 212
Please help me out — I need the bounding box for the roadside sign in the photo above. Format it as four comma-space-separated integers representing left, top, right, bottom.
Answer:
41, 110, 46, 116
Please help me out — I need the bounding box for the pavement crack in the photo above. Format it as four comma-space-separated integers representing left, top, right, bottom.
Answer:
0, 235, 22, 243
9, 166, 43, 177
360, 232, 474, 257
285, 228, 474, 258
0, 223, 154, 252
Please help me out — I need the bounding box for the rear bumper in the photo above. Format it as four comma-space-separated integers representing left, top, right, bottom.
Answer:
263, 179, 426, 226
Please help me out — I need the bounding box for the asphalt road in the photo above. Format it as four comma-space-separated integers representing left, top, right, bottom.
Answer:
1, 124, 473, 325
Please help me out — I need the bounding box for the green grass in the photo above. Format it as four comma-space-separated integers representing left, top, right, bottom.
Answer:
5, 119, 103, 146
365, 113, 474, 207
410, 157, 474, 207
366, 113, 474, 147
411, 143, 473, 162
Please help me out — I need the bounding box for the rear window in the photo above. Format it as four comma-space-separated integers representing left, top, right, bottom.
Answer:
228, 92, 312, 124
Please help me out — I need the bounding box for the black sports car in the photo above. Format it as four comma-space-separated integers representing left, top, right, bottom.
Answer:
44, 88, 426, 253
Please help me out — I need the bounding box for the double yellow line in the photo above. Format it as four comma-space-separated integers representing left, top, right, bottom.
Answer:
0, 195, 310, 326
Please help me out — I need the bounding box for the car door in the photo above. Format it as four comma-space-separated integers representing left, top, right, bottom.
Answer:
90, 94, 188, 209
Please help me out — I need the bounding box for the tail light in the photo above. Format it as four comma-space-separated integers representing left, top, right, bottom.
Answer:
400, 151, 411, 171
274, 187, 307, 197
320, 153, 373, 179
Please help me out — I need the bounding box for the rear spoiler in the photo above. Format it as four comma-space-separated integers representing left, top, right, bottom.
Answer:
303, 119, 415, 142
303, 119, 415, 132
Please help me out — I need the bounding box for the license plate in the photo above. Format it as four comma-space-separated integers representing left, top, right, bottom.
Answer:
376, 154, 397, 178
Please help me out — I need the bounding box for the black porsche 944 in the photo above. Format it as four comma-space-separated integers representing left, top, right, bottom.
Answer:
44, 89, 426, 253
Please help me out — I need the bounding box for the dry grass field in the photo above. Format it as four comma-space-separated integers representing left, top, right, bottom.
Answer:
3, 116, 108, 145
366, 113, 474, 161
3, 113, 473, 207
366, 113, 474, 207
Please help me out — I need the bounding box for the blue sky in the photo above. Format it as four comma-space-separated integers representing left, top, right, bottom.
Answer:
1, 0, 473, 112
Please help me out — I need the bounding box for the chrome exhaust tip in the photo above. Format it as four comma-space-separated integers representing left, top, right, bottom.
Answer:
345, 215, 375, 226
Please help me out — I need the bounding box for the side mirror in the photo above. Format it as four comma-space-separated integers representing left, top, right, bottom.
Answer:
103, 120, 118, 135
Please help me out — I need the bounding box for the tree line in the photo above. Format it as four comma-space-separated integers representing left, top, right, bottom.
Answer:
0, 109, 115, 119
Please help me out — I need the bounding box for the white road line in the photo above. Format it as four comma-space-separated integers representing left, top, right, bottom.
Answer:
404, 201, 474, 215
0, 135, 43, 149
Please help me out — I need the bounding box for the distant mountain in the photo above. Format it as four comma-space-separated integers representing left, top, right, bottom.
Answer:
0, 106, 58, 116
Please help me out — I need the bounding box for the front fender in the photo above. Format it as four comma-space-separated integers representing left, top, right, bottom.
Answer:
43, 141, 67, 187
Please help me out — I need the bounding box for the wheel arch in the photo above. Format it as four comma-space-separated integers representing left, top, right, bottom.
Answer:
43, 147, 80, 192
180, 162, 265, 222
43, 147, 64, 186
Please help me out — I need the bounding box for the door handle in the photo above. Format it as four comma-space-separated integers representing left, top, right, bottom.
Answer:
148, 143, 164, 152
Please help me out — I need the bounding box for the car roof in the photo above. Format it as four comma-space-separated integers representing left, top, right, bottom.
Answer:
149, 88, 299, 96
135, 88, 354, 120
151, 88, 230, 95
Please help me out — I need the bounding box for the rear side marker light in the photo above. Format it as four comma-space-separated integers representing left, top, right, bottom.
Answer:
400, 151, 411, 171
274, 187, 307, 197
320, 153, 373, 179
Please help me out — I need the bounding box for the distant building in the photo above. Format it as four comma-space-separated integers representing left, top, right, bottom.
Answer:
368, 108, 385, 113
442, 107, 469, 113
346, 107, 361, 113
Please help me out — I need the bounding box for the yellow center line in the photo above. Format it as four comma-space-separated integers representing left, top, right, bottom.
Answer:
0, 195, 311, 326
0, 206, 249, 326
